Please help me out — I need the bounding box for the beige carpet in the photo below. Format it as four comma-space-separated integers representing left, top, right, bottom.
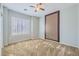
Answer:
2, 39, 79, 56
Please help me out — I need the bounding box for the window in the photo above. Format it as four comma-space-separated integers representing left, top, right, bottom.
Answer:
11, 16, 31, 35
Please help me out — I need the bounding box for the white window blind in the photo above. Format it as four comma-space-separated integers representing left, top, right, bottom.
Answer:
11, 16, 31, 35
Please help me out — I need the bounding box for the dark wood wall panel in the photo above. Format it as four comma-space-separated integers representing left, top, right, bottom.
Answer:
45, 11, 60, 42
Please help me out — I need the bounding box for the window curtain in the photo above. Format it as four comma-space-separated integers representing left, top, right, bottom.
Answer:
3, 7, 39, 45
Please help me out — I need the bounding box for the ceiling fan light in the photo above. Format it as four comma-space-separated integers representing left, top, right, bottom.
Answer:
37, 8, 40, 11
30, 3, 45, 12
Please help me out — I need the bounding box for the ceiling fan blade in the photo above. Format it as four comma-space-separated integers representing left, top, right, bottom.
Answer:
40, 8, 45, 11
30, 6, 35, 8
39, 3, 42, 5
35, 10, 37, 12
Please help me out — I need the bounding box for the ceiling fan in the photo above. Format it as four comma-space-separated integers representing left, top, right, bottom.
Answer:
30, 3, 45, 12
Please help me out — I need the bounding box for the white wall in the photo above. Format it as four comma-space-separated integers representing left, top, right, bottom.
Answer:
0, 3, 1, 56
3, 4, 79, 48
78, 4, 79, 47
3, 7, 9, 45
31, 17, 39, 39
3, 7, 40, 45
39, 4, 79, 48
39, 16, 45, 39
0, 4, 3, 55
8, 9, 32, 44
60, 5, 78, 47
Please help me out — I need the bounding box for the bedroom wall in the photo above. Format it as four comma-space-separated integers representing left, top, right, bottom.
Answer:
3, 7, 40, 45
2, 4, 79, 48
39, 4, 79, 47
31, 16, 39, 39
76, 4, 79, 48
0, 4, 3, 55
60, 5, 78, 47
3, 7, 9, 45
39, 16, 45, 39
8, 9, 32, 44
0, 3, 1, 56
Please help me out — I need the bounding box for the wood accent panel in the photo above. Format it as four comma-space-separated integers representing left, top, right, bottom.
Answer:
45, 11, 60, 42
